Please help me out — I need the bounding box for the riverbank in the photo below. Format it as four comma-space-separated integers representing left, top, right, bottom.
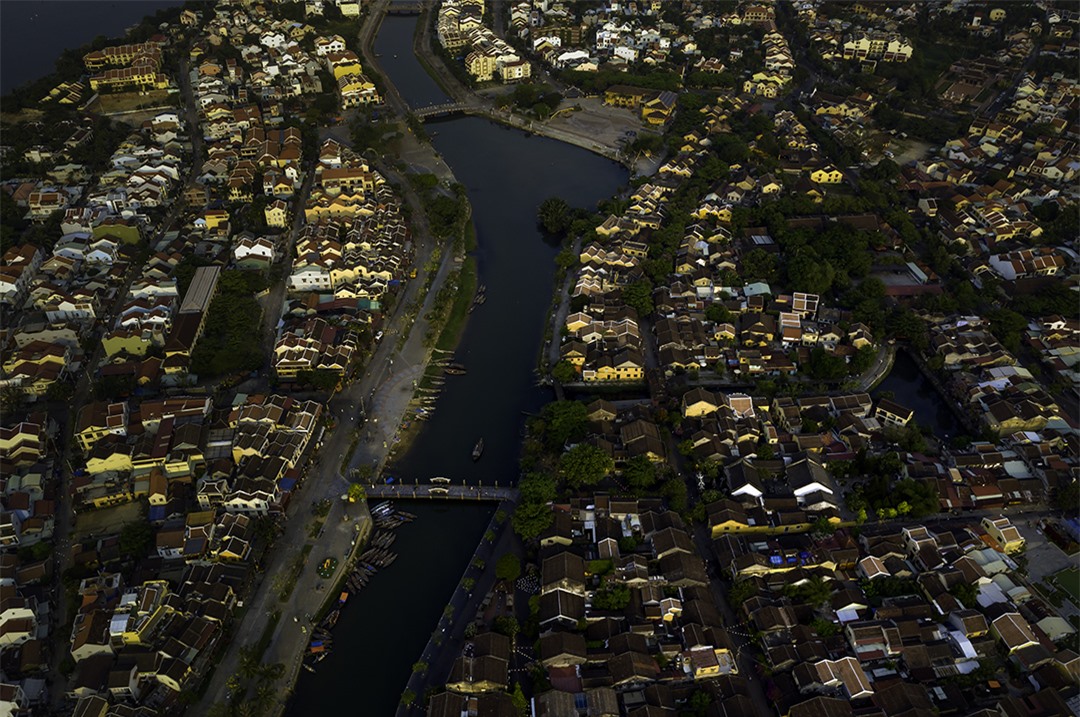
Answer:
199, 114, 472, 717
394, 501, 516, 714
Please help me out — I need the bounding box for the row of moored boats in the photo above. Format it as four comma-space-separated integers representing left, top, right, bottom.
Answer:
302, 502, 415, 673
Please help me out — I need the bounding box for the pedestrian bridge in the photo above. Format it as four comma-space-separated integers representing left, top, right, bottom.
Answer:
365, 480, 518, 502
413, 102, 473, 120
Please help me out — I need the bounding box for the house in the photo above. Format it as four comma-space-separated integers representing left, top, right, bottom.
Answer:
682, 387, 720, 418
603, 85, 654, 109
265, 199, 290, 228
641, 91, 677, 126
874, 398, 914, 428
991, 613, 1038, 654
793, 657, 874, 699
981, 516, 1025, 554
810, 166, 845, 184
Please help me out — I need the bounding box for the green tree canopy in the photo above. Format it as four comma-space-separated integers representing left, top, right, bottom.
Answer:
511, 501, 553, 540
592, 583, 631, 611
552, 360, 578, 384
622, 455, 657, 492
119, 520, 153, 560
518, 472, 558, 504
496, 554, 521, 582
537, 197, 572, 235
559, 444, 614, 489
540, 400, 588, 449
622, 279, 654, 318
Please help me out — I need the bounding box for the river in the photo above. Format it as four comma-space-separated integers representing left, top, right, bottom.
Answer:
0, 0, 182, 95
286, 15, 627, 715
872, 350, 962, 438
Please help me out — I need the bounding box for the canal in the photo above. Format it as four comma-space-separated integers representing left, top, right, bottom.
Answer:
872, 350, 962, 438
287, 14, 628, 715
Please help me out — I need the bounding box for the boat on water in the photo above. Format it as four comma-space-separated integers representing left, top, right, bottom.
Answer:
445, 362, 466, 376
472, 437, 484, 461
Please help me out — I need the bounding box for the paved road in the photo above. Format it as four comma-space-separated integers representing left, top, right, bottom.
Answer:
48, 52, 206, 710
546, 235, 581, 369
196, 208, 459, 716
197, 47, 469, 711
856, 343, 896, 392
691, 524, 775, 716
258, 166, 318, 365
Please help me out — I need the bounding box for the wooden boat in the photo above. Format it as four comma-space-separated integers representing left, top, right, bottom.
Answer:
472, 437, 484, 461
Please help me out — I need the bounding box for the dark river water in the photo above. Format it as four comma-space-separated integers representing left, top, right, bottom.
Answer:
872, 350, 961, 437
0, 0, 182, 95
287, 15, 628, 716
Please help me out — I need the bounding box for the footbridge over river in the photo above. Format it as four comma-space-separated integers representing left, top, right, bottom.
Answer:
364, 477, 518, 502
412, 102, 473, 120
386, 1, 426, 14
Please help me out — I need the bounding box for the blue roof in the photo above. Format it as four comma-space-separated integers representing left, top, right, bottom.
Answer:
148, 506, 166, 522
279, 478, 297, 492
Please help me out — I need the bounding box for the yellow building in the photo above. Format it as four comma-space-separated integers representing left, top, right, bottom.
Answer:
102, 330, 152, 358
810, 166, 845, 184
603, 85, 653, 109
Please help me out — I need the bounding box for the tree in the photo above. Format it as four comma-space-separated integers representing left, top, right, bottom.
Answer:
518, 472, 557, 503
728, 579, 758, 605
511, 501, 553, 540
552, 360, 578, 384
496, 554, 521, 582
622, 279, 654, 317
661, 477, 688, 513
537, 197, 572, 235
850, 345, 877, 375
810, 517, 834, 538
810, 617, 840, 637
949, 582, 978, 609
1053, 480, 1079, 516
559, 444, 613, 488
705, 303, 731, 323
493, 615, 519, 637
592, 583, 631, 611
511, 682, 528, 716
541, 400, 588, 448
119, 520, 153, 560
623, 455, 657, 492
785, 575, 832, 606
346, 483, 366, 503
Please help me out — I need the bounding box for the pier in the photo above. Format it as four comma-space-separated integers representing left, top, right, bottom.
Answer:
365, 480, 519, 502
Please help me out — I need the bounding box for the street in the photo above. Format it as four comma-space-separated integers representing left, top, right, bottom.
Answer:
47, 53, 205, 709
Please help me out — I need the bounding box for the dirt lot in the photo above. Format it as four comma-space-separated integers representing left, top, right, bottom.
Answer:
72, 501, 143, 540
95, 89, 176, 115
0, 108, 45, 125
545, 96, 657, 150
